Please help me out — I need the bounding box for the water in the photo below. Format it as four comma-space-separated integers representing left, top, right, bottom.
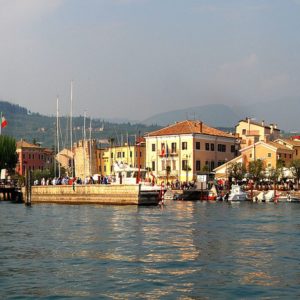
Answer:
1, 201, 300, 299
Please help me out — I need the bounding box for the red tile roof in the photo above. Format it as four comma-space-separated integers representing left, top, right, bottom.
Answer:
147, 120, 235, 138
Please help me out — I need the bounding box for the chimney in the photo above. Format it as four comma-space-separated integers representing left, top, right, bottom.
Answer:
199, 121, 203, 132
261, 120, 264, 127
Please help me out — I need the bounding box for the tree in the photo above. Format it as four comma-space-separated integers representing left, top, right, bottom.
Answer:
248, 159, 265, 185
227, 162, 247, 183
290, 159, 300, 189
0, 135, 18, 172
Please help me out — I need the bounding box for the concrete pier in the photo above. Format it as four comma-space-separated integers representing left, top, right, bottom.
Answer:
22, 184, 160, 205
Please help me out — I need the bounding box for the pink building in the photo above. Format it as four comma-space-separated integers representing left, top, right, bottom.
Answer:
16, 140, 54, 176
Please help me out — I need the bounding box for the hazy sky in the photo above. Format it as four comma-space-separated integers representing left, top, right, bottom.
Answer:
1, 0, 300, 120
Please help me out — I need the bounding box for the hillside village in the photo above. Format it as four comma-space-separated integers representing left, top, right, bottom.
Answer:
12, 117, 300, 186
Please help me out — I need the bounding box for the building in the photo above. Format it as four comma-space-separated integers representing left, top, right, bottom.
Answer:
96, 139, 146, 177
16, 139, 54, 176
145, 120, 238, 183
274, 138, 300, 160
236, 118, 280, 148
56, 148, 74, 176
73, 139, 98, 179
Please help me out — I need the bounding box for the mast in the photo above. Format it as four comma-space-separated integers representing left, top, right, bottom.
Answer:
89, 117, 92, 177
56, 96, 61, 177
70, 80, 74, 178
83, 111, 86, 182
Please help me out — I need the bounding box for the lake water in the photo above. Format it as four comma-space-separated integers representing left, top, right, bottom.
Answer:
1, 200, 300, 299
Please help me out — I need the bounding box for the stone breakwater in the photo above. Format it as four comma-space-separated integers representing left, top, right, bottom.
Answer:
22, 184, 160, 205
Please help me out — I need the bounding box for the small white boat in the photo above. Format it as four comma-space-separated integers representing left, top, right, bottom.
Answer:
228, 185, 249, 202
253, 190, 277, 202
277, 194, 300, 203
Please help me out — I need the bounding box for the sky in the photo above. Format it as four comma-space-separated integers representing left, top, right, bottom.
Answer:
0, 0, 300, 121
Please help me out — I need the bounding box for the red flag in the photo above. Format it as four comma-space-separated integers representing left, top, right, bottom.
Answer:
1, 116, 7, 128
161, 144, 165, 156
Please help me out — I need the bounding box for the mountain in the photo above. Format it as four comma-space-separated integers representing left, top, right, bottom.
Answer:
232, 97, 300, 131
142, 104, 241, 128
142, 99, 300, 132
0, 101, 161, 148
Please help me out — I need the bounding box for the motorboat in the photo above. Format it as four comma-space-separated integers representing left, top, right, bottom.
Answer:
228, 185, 249, 202
277, 193, 300, 203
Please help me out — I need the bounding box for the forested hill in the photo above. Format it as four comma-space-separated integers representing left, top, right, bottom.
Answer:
0, 101, 161, 148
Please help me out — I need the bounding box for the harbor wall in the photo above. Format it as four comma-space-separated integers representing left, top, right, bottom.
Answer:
23, 184, 158, 205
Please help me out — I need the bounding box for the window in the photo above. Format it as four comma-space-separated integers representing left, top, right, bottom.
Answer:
172, 160, 176, 170
182, 142, 187, 150
268, 153, 271, 158
162, 160, 166, 170
196, 160, 201, 171
210, 161, 215, 170
217, 144, 226, 152
242, 129, 246, 135
231, 145, 235, 153
182, 160, 188, 170
111, 152, 114, 158
171, 142, 177, 153
152, 161, 156, 171
196, 142, 200, 150
250, 153, 252, 158
152, 144, 156, 151
117, 152, 121, 158
122, 152, 125, 158
211, 143, 214, 151
290, 154, 292, 159
130, 151, 133, 158
23, 154, 25, 159
205, 143, 209, 151
296, 150, 298, 156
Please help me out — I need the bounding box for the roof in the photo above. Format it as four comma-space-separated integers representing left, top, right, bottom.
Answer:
241, 140, 293, 153
236, 119, 280, 131
266, 141, 293, 151
16, 139, 53, 153
275, 138, 300, 147
147, 120, 235, 138
16, 140, 41, 149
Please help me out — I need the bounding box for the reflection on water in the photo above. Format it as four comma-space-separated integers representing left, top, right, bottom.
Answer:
1, 201, 300, 298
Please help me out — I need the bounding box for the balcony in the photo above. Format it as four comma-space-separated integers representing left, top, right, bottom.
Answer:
246, 130, 260, 136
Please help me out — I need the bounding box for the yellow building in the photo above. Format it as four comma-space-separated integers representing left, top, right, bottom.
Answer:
214, 140, 294, 179
236, 118, 280, 148
145, 120, 238, 183
96, 139, 146, 177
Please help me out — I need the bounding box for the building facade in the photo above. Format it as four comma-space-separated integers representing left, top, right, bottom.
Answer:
96, 140, 146, 177
236, 118, 280, 148
16, 140, 54, 176
145, 120, 238, 183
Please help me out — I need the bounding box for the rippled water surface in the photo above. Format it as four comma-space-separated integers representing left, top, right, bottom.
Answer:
1, 201, 300, 299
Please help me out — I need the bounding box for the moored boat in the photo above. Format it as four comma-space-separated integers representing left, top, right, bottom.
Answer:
228, 185, 249, 202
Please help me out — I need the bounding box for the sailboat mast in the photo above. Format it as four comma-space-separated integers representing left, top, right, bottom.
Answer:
56, 96, 61, 178
70, 80, 74, 178
83, 111, 86, 182
89, 117, 92, 177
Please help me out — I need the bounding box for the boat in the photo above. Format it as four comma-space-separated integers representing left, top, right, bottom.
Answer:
112, 162, 164, 193
253, 190, 278, 202
228, 185, 249, 202
277, 193, 300, 202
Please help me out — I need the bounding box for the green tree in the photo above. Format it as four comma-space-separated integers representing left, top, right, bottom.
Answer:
0, 135, 18, 172
290, 159, 300, 189
248, 159, 265, 184
227, 162, 247, 182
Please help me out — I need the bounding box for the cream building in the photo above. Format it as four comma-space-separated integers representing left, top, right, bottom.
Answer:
73, 139, 98, 179
145, 120, 238, 183
274, 138, 300, 160
236, 118, 280, 148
